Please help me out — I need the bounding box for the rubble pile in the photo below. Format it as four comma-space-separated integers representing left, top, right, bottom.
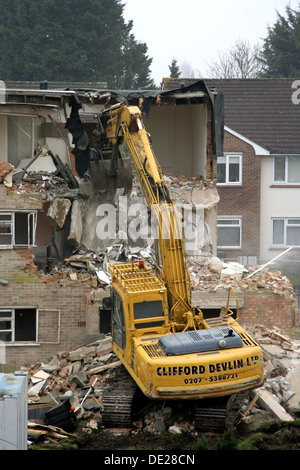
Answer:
24, 325, 300, 444
2, 153, 296, 303
38, 238, 297, 304
26, 334, 120, 441
251, 325, 300, 407
187, 256, 296, 297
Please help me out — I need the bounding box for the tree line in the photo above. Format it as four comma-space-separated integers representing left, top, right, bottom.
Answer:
0, 0, 155, 89
171, 3, 300, 80
0, 1, 299, 89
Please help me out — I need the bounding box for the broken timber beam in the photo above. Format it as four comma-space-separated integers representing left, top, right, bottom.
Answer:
86, 360, 121, 376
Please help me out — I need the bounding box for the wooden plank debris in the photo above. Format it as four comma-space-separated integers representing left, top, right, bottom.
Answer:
28, 421, 75, 440
250, 389, 294, 422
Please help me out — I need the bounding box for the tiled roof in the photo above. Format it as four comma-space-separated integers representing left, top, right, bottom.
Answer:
163, 78, 300, 154
5, 81, 108, 90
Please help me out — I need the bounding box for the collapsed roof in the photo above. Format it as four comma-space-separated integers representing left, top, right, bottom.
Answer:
4, 79, 224, 157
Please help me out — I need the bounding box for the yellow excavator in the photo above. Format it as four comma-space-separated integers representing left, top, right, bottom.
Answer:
97, 103, 263, 430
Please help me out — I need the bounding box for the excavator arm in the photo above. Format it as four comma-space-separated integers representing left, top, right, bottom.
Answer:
99, 103, 203, 331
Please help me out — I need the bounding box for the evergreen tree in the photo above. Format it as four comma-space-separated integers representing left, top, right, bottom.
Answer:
260, 3, 300, 77
0, 0, 155, 89
168, 58, 181, 78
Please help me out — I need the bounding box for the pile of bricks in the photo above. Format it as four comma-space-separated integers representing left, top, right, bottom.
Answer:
26, 334, 120, 434
187, 255, 296, 298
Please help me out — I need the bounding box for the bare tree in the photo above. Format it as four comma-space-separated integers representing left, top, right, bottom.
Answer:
206, 39, 263, 78
179, 60, 202, 78
180, 60, 195, 78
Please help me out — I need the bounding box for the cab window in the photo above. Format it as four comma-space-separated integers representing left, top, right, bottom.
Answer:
133, 300, 165, 329
112, 290, 126, 349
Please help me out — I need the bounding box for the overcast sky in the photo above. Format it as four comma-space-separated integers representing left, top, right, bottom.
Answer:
122, 0, 300, 86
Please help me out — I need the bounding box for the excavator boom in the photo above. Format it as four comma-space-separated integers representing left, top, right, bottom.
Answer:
101, 103, 201, 329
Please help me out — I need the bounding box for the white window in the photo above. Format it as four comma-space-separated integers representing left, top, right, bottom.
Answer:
217, 217, 242, 248
273, 155, 300, 184
217, 154, 242, 185
272, 218, 300, 246
0, 211, 36, 247
0, 308, 37, 342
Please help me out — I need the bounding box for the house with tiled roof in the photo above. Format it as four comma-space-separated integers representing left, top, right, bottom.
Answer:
163, 77, 300, 296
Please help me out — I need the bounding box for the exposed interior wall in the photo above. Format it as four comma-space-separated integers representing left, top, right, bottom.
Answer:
7, 115, 35, 167
0, 115, 7, 162
1, 110, 72, 169
144, 103, 208, 178
192, 103, 207, 177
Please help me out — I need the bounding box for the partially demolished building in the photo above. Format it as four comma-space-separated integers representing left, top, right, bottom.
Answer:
0, 81, 298, 368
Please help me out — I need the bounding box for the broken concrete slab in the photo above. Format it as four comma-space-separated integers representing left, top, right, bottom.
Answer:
286, 367, 300, 408
26, 155, 58, 174
47, 198, 71, 229
250, 388, 294, 422
71, 371, 87, 388
96, 270, 111, 286
68, 199, 82, 247
190, 186, 220, 211
68, 345, 97, 362
96, 337, 113, 356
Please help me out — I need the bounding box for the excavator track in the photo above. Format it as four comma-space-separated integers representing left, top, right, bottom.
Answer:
194, 395, 237, 433
101, 365, 137, 428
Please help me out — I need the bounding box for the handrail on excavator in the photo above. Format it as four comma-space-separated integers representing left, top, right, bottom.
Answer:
221, 286, 240, 321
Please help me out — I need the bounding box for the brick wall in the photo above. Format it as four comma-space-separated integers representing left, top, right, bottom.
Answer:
217, 131, 261, 260
0, 247, 37, 279
239, 292, 297, 330
1, 277, 297, 368
0, 278, 105, 369
0, 182, 108, 369
0, 184, 43, 278
206, 103, 216, 182
197, 290, 298, 331
0, 185, 43, 211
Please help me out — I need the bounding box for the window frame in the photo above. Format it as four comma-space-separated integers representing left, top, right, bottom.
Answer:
0, 212, 13, 245
0, 307, 38, 343
273, 155, 300, 185
0, 210, 37, 248
217, 153, 242, 185
0, 309, 13, 342
217, 216, 242, 249
112, 289, 126, 349
271, 217, 300, 247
